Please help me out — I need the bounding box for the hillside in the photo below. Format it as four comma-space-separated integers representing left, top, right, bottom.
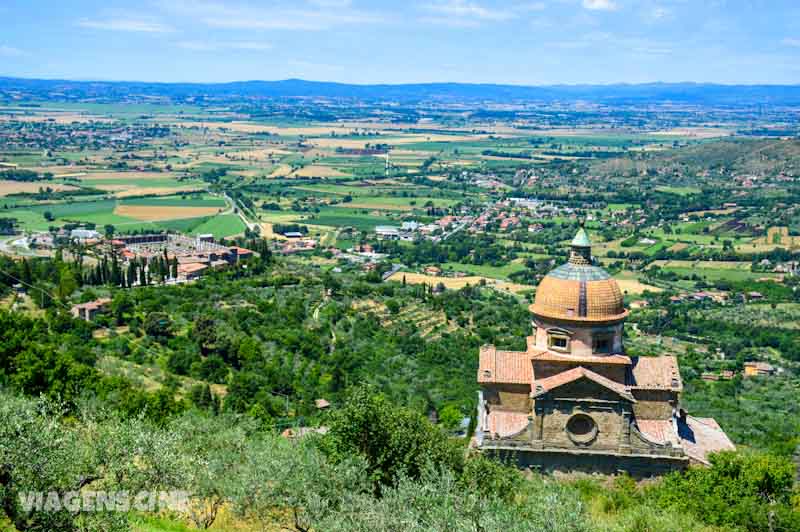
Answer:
4, 77, 800, 104
593, 138, 800, 179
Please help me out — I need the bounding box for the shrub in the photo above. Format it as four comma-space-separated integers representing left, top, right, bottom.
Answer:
650, 451, 800, 532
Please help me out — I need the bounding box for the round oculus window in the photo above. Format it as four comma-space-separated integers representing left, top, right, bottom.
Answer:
566, 414, 598, 444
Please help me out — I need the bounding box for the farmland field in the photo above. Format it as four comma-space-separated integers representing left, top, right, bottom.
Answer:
188, 214, 246, 237
113, 205, 223, 221
386, 271, 532, 294
0, 181, 79, 196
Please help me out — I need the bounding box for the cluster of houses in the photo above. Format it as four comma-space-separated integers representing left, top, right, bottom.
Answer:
331, 244, 388, 267
375, 221, 426, 240
760, 259, 800, 276
26, 227, 104, 249
112, 233, 254, 281
278, 234, 318, 254
0, 121, 162, 152
373, 201, 553, 241
701, 361, 779, 382
666, 290, 764, 305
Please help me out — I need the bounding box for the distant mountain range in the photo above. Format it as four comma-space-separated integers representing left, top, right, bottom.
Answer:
2, 76, 800, 105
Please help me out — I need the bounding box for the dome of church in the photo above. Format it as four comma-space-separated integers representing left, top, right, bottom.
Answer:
530, 228, 628, 323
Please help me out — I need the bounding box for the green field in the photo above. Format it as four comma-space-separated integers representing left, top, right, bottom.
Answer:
306, 213, 397, 231
441, 261, 526, 280
188, 214, 246, 238
659, 266, 778, 282
655, 186, 702, 196
120, 195, 225, 207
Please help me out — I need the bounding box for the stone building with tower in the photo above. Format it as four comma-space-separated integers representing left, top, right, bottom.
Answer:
474, 229, 734, 476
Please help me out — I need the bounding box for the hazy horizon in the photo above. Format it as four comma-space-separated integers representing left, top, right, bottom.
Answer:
4, 75, 800, 88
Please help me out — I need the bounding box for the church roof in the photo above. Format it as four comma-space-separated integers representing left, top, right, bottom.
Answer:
531, 349, 631, 365
531, 230, 628, 323
485, 410, 530, 438
637, 419, 679, 446
547, 262, 612, 281
678, 416, 736, 466
530, 273, 628, 323
638, 416, 736, 465
629, 356, 683, 391
478, 346, 531, 385
532, 366, 636, 402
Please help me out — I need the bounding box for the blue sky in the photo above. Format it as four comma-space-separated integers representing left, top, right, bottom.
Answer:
1, 0, 799, 85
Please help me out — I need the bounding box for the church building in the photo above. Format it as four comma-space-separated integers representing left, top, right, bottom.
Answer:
475, 229, 734, 475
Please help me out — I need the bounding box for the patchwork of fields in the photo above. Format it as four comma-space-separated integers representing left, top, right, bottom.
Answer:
2, 103, 796, 297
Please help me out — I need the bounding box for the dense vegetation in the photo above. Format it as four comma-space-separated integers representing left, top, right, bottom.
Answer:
2, 383, 797, 532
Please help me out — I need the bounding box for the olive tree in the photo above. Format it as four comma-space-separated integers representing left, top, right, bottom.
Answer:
0, 392, 184, 532
232, 434, 369, 532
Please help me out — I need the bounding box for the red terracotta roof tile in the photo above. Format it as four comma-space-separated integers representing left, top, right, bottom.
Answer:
486, 410, 530, 438
178, 262, 208, 274
478, 345, 531, 385
678, 416, 736, 465
532, 366, 635, 402
629, 356, 683, 391
637, 419, 679, 446
531, 349, 631, 365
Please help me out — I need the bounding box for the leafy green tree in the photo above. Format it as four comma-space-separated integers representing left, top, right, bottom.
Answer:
438, 404, 462, 432
0, 392, 185, 532
143, 312, 171, 339
193, 315, 217, 356
322, 385, 463, 491
168, 411, 256, 529
110, 292, 133, 326
651, 451, 800, 531
233, 434, 369, 532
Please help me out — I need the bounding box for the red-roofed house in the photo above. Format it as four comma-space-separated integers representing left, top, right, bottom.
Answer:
229, 246, 254, 261
71, 298, 111, 321
178, 262, 208, 280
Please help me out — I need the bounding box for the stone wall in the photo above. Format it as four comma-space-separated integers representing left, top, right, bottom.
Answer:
533, 386, 627, 452
485, 448, 688, 478
482, 383, 530, 411
632, 389, 677, 420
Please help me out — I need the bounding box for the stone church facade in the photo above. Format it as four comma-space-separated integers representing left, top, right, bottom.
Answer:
474, 229, 734, 476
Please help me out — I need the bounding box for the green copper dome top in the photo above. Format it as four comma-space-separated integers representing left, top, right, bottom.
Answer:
547, 262, 612, 281
568, 228, 593, 265
571, 227, 592, 248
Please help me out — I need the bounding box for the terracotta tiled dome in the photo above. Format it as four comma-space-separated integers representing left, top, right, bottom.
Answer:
530, 229, 628, 323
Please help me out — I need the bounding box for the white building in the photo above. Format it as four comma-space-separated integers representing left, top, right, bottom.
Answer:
375, 226, 400, 239
70, 229, 101, 241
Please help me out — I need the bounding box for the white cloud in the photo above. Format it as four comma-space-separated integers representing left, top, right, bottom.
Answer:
0, 45, 25, 57
782, 38, 800, 47
423, 0, 514, 21
582, 0, 617, 11
78, 17, 173, 33
178, 41, 272, 51
158, 0, 383, 31
630, 44, 672, 56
